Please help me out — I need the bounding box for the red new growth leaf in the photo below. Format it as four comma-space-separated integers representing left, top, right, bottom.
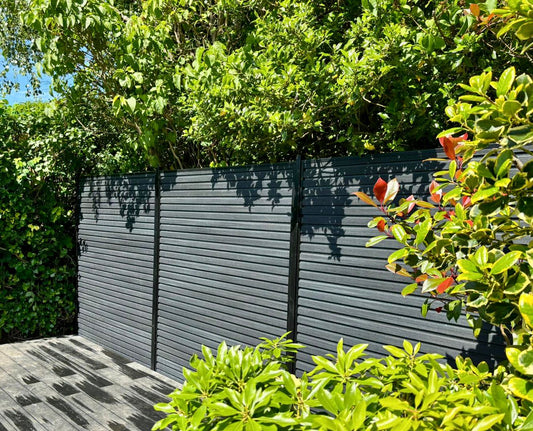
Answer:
444, 210, 455, 220
374, 178, 388, 204
462, 196, 472, 208
406, 195, 416, 214
377, 219, 386, 232
429, 180, 442, 204
439, 133, 468, 161
435, 307, 443, 313
437, 277, 454, 294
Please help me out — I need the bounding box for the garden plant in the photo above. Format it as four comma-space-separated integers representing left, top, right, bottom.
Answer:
153, 1, 533, 429
1, 0, 531, 342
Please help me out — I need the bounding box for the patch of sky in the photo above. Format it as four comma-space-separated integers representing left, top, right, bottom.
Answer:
0, 57, 54, 105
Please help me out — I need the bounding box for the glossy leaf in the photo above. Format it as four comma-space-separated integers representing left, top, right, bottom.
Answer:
373, 178, 388, 204
491, 251, 522, 275
354, 191, 378, 208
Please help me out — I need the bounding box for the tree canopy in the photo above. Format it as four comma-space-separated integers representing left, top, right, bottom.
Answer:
1, 0, 530, 169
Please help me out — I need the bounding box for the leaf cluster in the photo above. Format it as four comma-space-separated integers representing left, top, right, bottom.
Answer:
1, 0, 530, 168
153, 336, 532, 431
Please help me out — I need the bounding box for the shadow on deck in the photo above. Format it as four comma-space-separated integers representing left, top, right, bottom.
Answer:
0, 336, 179, 431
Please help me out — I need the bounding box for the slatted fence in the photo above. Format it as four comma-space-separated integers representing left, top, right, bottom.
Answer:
78, 148, 514, 380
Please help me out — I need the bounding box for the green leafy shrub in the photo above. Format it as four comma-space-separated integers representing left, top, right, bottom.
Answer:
2, 0, 529, 168
0, 100, 147, 342
355, 0, 533, 409
153, 335, 530, 430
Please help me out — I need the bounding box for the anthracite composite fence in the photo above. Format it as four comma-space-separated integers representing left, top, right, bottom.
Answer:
77, 148, 508, 381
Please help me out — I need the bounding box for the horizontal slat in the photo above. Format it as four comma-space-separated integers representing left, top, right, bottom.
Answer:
159, 229, 289, 248
159, 178, 292, 191
79, 323, 151, 367
78, 310, 152, 346
78, 260, 154, 282
159, 188, 292, 199
158, 284, 286, 320
160, 211, 290, 224
78, 267, 153, 292
159, 217, 290, 232
78, 287, 152, 315
156, 356, 187, 381
159, 300, 286, 334
157, 203, 290, 214
159, 260, 288, 287
158, 274, 287, 302
77, 218, 155, 230
158, 297, 286, 330
159, 197, 292, 206
161, 223, 289, 243
78, 294, 152, 331
79, 279, 152, 303
79, 224, 154, 237
78, 233, 155, 250
160, 241, 289, 260
159, 254, 289, 278
161, 162, 293, 180
79, 239, 154, 256
158, 312, 282, 350
80, 253, 153, 271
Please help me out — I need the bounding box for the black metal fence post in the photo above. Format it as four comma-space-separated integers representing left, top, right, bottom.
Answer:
287, 156, 303, 373
151, 169, 161, 371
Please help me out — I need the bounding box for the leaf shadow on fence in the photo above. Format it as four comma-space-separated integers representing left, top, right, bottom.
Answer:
78, 174, 156, 257
296, 150, 505, 369
300, 149, 444, 261
209, 163, 292, 211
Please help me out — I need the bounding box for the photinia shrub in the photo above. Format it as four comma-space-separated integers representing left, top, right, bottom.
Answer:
355, 1, 533, 405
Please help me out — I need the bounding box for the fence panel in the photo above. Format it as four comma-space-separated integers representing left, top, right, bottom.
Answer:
156, 164, 294, 380
77, 149, 526, 379
296, 149, 506, 373
78, 174, 156, 367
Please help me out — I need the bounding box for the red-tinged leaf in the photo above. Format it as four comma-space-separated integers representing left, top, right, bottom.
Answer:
353, 191, 378, 208
437, 277, 454, 294
384, 178, 399, 204
455, 169, 463, 180
374, 178, 387, 204
377, 219, 386, 232
466, 220, 474, 227
438, 133, 468, 161
462, 196, 472, 208
415, 274, 428, 283
435, 307, 443, 313
429, 180, 442, 204
406, 195, 416, 213
386, 263, 412, 278
439, 136, 456, 160
444, 210, 455, 220
470, 3, 480, 17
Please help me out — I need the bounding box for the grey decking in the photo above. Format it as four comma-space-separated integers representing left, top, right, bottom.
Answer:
0, 336, 179, 431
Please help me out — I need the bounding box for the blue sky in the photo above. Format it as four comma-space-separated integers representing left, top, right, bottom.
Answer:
1, 61, 54, 105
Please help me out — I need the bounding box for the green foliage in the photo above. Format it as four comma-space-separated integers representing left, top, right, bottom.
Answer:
358, 0, 533, 406
153, 336, 532, 431
1, 0, 529, 168
0, 100, 147, 342
360, 65, 532, 332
